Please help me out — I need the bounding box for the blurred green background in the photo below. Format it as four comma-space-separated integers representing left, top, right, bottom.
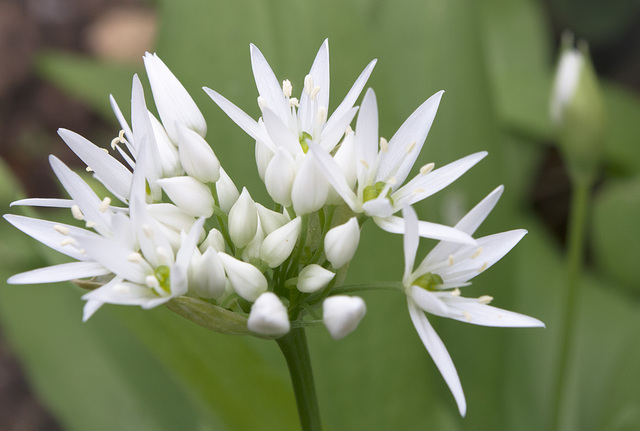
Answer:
1, 0, 639, 430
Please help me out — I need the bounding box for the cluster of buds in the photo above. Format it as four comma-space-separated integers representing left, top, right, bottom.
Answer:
5, 40, 543, 416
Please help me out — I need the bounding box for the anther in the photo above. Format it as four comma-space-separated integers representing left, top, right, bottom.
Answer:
412, 187, 425, 195
127, 252, 143, 263
405, 140, 417, 154
463, 311, 472, 322
359, 159, 370, 169
471, 247, 483, 259
282, 79, 292, 98
145, 275, 160, 289
257, 96, 268, 110
111, 137, 120, 150
379, 137, 389, 152
310, 86, 321, 100
99, 197, 111, 213
387, 176, 397, 186
304, 75, 314, 94
420, 163, 435, 175
60, 238, 75, 246
113, 283, 130, 294
85, 221, 97, 228
86, 166, 94, 172
289, 97, 299, 107
142, 224, 154, 238
53, 225, 70, 235
316, 107, 327, 124
71, 205, 84, 221
451, 288, 461, 296
478, 295, 493, 304
479, 262, 488, 272
448, 254, 454, 266
100, 148, 109, 154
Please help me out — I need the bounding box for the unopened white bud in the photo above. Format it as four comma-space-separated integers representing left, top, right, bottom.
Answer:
149, 113, 181, 177
217, 252, 267, 301
324, 217, 360, 268
291, 153, 329, 215
200, 228, 225, 253
247, 292, 290, 337
143, 53, 207, 142
255, 137, 274, 182
323, 296, 366, 340
228, 188, 258, 248
241, 219, 265, 263
216, 167, 239, 213
256, 204, 290, 236
265, 148, 296, 207
177, 123, 220, 183
260, 217, 301, 268
191, 247, 227, 299
157, 177, 214, 218
297, 264, 335, 293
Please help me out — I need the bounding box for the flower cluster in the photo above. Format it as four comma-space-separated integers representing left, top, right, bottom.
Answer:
5, 40, 542, 415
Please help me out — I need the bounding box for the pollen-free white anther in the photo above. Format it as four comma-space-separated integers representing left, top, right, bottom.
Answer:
420, 163, 435, 175
71, 205, 84, 220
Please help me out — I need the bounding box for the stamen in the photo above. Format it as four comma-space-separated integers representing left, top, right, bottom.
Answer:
463, 311, 472, 322
387, 176, 397, 186
127, 252, 143, 263
479, 262, 489, 273
471, 247, 483, 259
257, 96, 268, 110
142, 224, 154, 238
100, 148, 109, 154
451, 288, 461, 296
60, 238, 75, 246
412, 187, 425, 195
478, 295, 493, 304
304, 75, 314, 94
420, 163, 435, 175
282, 79, 292, 98
359, 159, 370, 169
316, 107, 327, 125
310, 86, 321, 100
86, 166, 94, 172
289, 97, 299, 107
110, 137, 120, 150
53, 225, 70, 235
448, 254, 454, 266
379, 137, 389, 152
345, 126, 353, 135
99, 197, 111, 213
145, 275, 160, 288
405, 140, 417, 154
71, 205, 84, 220
85, 220, 97, 228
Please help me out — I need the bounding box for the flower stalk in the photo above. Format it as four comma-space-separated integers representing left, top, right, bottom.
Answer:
276, 327, 322, 431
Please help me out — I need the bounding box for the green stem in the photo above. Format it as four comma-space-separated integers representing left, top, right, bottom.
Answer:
276, 327, 322, 431
551, 179, 590, 431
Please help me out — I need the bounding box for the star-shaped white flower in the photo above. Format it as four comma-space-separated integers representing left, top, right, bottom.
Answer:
310, 88, 485, 244
401, 187, 544, 416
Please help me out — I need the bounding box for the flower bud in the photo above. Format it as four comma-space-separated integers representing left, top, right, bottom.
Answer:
291, 153, 329, 215
242, 219, 265, 263
297, 264, 335, 293
256, 203, 290, 236
228, 188, 258, 248
260, 217, 301, 268
324, 217, 360, 268
217, 252, 267, 301
255, 137, 274, 181
200, 228, 225, 253
265, 148, 296, 207
216, 167, 240, 213
149, 113, 181, 177
550, 34, 605, 183
190, 247, 227, 299
323, 296, 366, 340
157, 177, 214, 218
247, 292, 290, 337
143, 53, 207, 142
177, 124, 220, 183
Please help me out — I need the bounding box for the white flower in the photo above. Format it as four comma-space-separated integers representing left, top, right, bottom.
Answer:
264, 148, 296, 207
217, 252, 267, 301
324, 217, 360, 268
157, 176, 215, 218
260, 217, 301, 268
215, 167, 240, 214
323, 296, 366, 340
176, 123, 220, 183
204, 40, 377, 208
227, 188, 258, 248
290, 152, 329, 214
297, 264, 335, 293
310, 88, 486, 244
401, 188, 544, 416
247, 292, 291, 337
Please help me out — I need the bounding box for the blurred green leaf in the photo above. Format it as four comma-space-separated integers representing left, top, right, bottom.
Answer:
592, 175, 640, 292
601, 83, 640, 176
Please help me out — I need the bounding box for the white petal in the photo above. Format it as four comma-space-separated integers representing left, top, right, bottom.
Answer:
82, 299, 104, 322
256, 204, 289, 236
308, 143, 358, 211
393, 152, 488, 207
362, 198, 393, 218
446, 300, 545, 327
249, 44, 290, 123
255, 138, 275, 181
297, 264, 335, 293
172, 217, 206, 296
149, 113, 181, 177
355, 88, 379, 189
131, 75, 162, 196
203, 87, 273, 150
265, 148, 296, 207
217, 252, 267, 301
407, 300, 466, 416
377, 91, 444, 186
374, 215, 475, 244
8, 262, 110, 284
454, 185, 504, 235
247, 292, 290, 337
83, 278, 169, 308
262, 107, 302, 155
409, 286, 450, 316
109, 94, 135, 151
333, 131, 357, 189
216, 167, 240, 213
319, 106, 358, 152
10, 198, 75, 208
58, 128, 132, 201
324, 217, 360, 268
291, 153, 329, 215
143, 53, 207, 141
323, 295, 366, 340
177, 123, 220, 183
228, 188, 258, 248
401, 206, 419, 281
191, 247, 227, 299
260, 217, 301, 268
299, 39, 330, 132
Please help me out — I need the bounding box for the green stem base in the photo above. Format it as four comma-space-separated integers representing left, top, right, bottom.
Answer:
276, 327, 322, 431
